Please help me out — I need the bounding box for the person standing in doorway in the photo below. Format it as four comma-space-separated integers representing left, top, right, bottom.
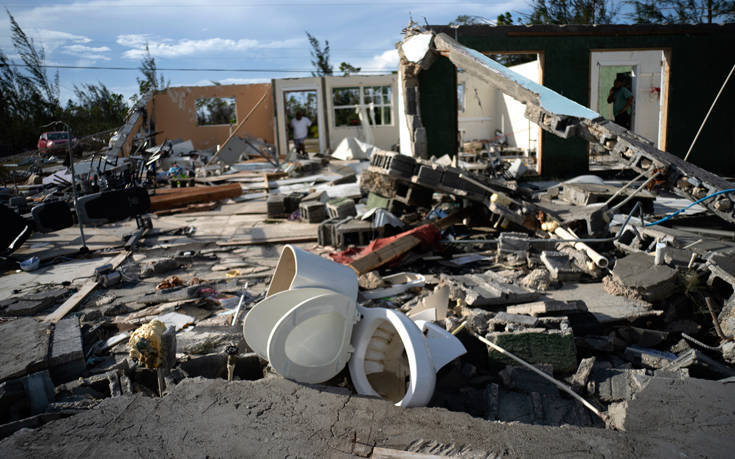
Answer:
290, 111, 312, 157
607, 77, 634, 130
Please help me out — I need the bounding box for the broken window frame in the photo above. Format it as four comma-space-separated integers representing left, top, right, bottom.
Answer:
332, 85, 393, 128
195, 97, 238, 126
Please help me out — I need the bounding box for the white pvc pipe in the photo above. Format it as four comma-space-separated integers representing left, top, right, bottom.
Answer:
553, 226, 609, 269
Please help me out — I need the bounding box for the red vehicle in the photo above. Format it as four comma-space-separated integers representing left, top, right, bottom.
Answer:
38, 131, 79, 154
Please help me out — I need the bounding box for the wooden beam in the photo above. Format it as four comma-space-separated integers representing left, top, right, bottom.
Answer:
44, 251, 130, 323
148, 183, 242, 211
217, 235, 316, 246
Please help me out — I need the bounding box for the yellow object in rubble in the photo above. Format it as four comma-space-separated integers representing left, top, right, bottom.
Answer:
128, 319, 166, 369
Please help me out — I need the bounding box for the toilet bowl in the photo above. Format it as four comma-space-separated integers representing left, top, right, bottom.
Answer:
347, 305, 436, 407
243, 245, 465, 404
266, 245, 358, 299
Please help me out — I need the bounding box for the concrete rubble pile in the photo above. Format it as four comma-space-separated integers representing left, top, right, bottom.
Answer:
1, 29, 734, 457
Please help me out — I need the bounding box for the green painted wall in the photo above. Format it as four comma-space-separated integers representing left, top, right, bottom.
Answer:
419, 56, 458, 158
427, 25, 735, 178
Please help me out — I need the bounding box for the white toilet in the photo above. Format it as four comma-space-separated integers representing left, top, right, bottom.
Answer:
243, 245, 466, 407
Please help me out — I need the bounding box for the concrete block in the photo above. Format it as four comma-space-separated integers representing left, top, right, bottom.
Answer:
486, 317, 577, 373
326, 199, 356, 219
570, 357, 596, 389
497, 232, 530, 259
335, 219, 374, 249
299, 201, 328, 223
49, 317, 85, 383
611, 252, 678, 301
540, 250, 582, 281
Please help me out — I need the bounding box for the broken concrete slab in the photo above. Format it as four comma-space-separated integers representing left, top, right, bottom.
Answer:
0, 288, 69, 316
442, 270, 539, 308
48, 317, 85, 383
542, 281, 657, 324
540, 250, 582, 281
0, 318, 51, 384
611, 253, 678, 301
507, 299, 587, 317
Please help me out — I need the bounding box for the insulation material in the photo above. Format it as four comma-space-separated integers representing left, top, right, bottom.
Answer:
128, 320, 166, 369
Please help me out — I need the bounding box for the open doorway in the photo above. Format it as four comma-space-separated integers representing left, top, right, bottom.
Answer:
590, 50, 669, 152
458, 52, 543, 174
598, 67, 635, 129
283, 90, 319, 154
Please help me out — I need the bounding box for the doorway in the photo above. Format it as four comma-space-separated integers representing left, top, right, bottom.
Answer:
283, 90, 319, 153
273, 77, 327, 156
590, 50, 669, 149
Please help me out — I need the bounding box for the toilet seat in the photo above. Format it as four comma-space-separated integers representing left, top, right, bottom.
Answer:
243, 287, 337, 359
266, 291, 358, 384
348, 305, 436, 407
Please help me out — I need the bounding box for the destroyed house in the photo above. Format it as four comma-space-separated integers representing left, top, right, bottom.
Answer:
416, 23, 735, 177
150, 83, 275, 151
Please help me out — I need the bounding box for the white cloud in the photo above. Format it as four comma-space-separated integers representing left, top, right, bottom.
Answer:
348, 49, 399, 74
29, 29, 92, 54
116, 35, 304, 59
62, 44, 112, 61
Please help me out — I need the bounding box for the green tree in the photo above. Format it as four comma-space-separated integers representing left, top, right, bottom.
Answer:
339, 62, 361, 76
136, 43, 169, 98
306, 31, 333, 76
525, 0, 619, 24
626, 0, 735, 24
0, 10, 129, 155
449, 14, 487, 25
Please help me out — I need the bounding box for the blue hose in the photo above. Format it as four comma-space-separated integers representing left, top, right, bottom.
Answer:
645, 188, 735, 226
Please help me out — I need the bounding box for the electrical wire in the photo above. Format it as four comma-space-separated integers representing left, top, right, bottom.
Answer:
9, 63, 392, 73
645, 188, 735, 227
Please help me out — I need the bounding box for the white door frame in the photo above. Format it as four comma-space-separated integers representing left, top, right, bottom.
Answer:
274, 78, 327, 155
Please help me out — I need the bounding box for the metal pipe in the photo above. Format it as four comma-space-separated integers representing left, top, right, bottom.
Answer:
554, 226, 608, 268
607, 172, 659, 213
603, 170, 647, 206
684, 62, 735, 162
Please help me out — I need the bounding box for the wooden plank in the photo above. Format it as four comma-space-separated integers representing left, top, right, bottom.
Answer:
348, 210, 467, 275
371, 447, 443, 458
43, 251, 130, 323
149, 183, 242, 211
348, 235, 421, 275
217, 235, 316, 246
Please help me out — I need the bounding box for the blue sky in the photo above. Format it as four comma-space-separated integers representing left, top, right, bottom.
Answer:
0, 0, 523, 103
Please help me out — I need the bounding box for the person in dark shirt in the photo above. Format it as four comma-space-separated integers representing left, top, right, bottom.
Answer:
607, 77, 634, 130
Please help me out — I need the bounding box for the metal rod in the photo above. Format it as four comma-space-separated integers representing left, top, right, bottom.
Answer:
705, 297, 730, 341
684, 62, 735, 162
62, 122, 87, 251
472, 332, 608, 424
608, 172, 659, 213
603, 170, 647, 206
231, 282, 249, 327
